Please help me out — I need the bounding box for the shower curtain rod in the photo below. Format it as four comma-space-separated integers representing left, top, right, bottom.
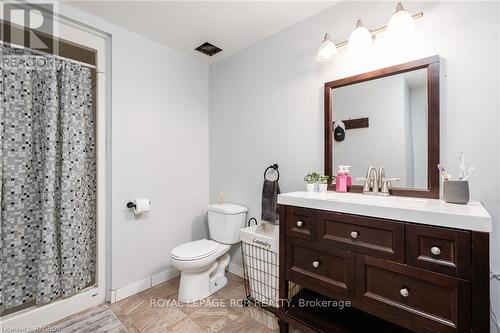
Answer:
0, 40, 98, 70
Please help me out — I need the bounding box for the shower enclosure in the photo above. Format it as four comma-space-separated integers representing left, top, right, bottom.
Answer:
0, 42, 97, 316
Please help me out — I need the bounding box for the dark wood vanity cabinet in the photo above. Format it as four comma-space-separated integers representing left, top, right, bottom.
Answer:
278, 205, 490, 333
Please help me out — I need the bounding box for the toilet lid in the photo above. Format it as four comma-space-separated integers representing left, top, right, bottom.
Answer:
171, 239, 218, 261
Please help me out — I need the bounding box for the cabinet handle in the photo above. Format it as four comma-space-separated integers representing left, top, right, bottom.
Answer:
296, 220, 304, 227
400, 288, 409, 298
350, 231, 359, 239
431, 246, 441, 256
312, 260, 320, 268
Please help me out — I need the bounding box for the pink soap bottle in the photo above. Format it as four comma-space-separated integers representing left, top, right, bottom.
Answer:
336, 166, 348, 193
345, 165, 352, 186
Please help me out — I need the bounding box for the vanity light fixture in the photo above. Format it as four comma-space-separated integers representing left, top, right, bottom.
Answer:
316, 33, 337, 62
387, 2, 415, 41
348, 19, 373, 55
317, 1, 423, 61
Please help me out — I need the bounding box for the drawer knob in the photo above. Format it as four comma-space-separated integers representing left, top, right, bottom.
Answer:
400, 288, 409, 298
312, 260, 320, 268
350, 231, 359, 239
431, 246, 441, 256
296, 220, 304, 227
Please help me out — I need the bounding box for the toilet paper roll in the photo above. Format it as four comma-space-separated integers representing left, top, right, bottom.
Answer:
133, 199, 151, 214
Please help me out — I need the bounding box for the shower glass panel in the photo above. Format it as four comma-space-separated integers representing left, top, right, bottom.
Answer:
0, 43, 96, 316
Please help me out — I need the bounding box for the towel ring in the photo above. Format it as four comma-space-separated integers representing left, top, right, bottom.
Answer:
247, 217, 258, 227
264, 164, 280, 181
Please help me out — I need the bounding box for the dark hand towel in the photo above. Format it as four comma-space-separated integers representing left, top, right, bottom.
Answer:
261, 179, 281, 223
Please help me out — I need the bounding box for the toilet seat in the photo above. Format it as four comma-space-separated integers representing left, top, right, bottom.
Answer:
171, 239, 219, 261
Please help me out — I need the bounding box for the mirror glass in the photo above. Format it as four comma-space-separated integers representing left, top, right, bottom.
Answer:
332, 68, 428, 189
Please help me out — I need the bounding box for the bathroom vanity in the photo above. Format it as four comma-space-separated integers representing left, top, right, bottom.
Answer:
277, 192, 491, 333
277, 57, 492, 332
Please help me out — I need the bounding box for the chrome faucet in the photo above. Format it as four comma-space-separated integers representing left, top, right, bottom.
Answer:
367, 166, 379, 193
358, 166, 379, 193
378, 166, 385, 190
358, 166, 400, 195
380, 177, 401, 195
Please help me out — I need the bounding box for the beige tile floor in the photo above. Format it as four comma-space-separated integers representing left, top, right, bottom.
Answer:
110, 273, 281, 333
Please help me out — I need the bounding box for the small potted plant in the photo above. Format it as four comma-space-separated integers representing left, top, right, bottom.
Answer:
304, 172, 320, 192
318, 175, 330, 192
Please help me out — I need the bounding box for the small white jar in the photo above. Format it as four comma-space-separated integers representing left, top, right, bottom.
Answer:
305, 183, 316, 192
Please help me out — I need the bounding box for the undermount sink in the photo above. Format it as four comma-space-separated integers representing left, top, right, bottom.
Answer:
318, 191, 429, 209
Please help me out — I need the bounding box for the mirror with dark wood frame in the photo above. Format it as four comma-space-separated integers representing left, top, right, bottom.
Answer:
324, 56, 440, 198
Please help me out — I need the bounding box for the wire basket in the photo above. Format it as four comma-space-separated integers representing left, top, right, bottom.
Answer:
240, 223, 300, 308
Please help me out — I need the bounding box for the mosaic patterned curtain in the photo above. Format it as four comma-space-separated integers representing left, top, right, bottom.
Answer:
0, 44, 96, 314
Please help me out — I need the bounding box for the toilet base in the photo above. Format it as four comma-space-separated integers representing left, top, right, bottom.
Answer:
178, 254, 230, 303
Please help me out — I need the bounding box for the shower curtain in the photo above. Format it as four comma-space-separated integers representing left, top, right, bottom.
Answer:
0, 44, 96, 314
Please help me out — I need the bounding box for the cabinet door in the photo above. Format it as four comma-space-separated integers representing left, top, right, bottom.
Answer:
356, 255, 471, 333
318, 211, 405, 262
287, 238, 355, 298
406, 224, 471, 279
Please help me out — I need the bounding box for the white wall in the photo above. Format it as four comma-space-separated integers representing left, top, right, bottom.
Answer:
58, 4, 210, 294
110, 29, 209, 292
209, 2, 500, 329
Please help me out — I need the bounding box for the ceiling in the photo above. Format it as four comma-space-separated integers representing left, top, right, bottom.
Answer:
64, 1, 336, 63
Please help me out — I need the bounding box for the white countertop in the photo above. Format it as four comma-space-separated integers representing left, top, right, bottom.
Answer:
278, 191, 492, 232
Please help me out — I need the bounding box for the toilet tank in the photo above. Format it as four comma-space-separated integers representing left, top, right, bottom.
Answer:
207, 203, 248, 244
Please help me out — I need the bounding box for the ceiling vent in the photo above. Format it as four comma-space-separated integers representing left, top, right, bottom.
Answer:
195, 42, 223, 57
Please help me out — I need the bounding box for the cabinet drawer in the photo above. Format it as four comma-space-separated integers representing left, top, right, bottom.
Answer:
406, 224, 471, 279
287, 238, 355, 297
318, 212, 405, 262
286, 207, 316, 241
357, 255, 470, 333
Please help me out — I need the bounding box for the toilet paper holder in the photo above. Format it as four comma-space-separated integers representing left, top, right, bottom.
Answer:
126, 199, 151, 214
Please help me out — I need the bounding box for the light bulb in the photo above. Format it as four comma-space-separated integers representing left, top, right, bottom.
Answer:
387, 2, 415, 42
316, 33, 337, 62
348, 19, 373, 55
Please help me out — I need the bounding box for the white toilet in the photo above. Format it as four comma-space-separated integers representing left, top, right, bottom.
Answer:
170, 203, 247, 303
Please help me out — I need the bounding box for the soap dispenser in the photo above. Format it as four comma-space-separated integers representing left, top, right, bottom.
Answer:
344, 165, 352, 186
336, 166, 348, 193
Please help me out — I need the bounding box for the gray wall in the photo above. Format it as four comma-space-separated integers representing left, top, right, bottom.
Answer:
209, 2, 500, 328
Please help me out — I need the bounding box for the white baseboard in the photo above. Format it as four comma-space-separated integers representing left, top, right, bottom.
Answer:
152, 268, 180, 286
110, 264, 242, 303
227, 262, 244, 278
110, 267, 179, 303
112, 277, 150, 302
